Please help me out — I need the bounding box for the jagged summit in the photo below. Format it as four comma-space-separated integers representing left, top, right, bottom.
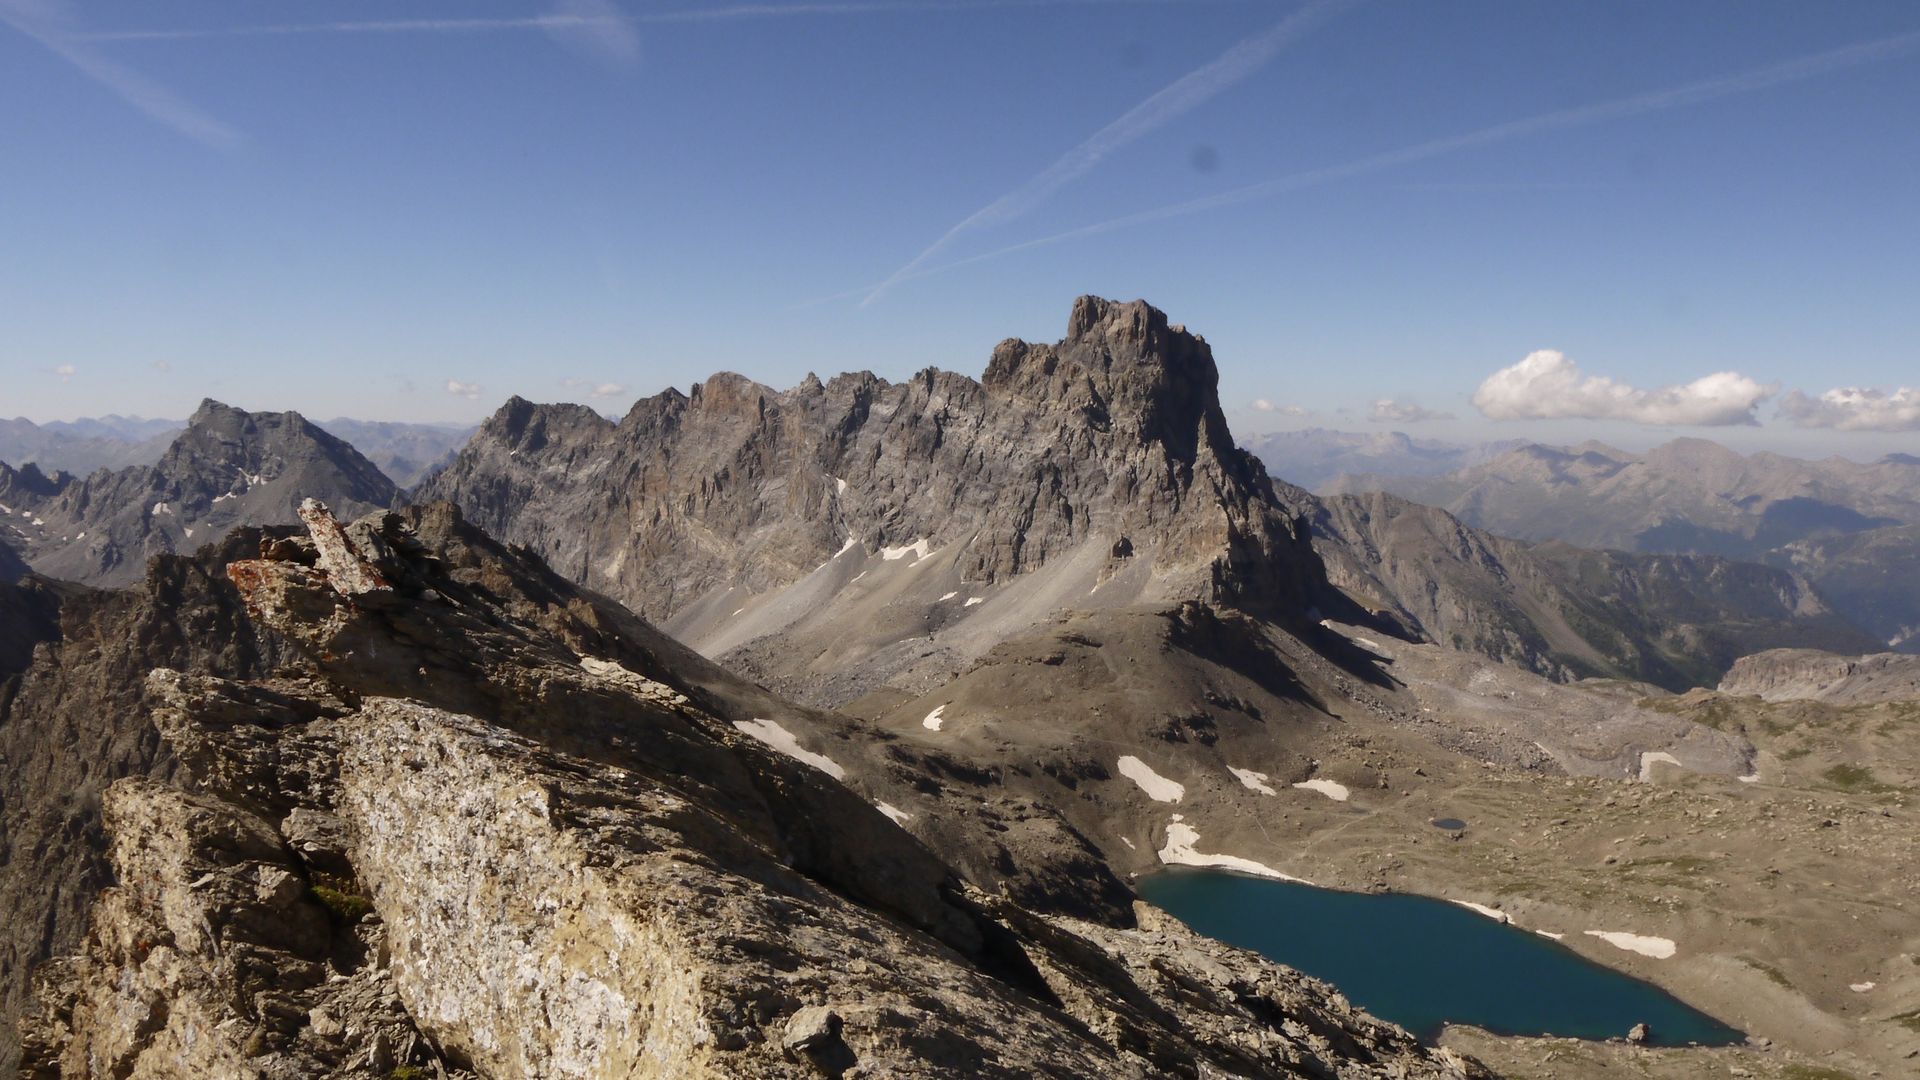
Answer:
420, 296, 1333, 704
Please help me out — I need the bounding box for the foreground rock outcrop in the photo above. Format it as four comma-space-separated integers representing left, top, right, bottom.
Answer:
5, 502, 1487, 1078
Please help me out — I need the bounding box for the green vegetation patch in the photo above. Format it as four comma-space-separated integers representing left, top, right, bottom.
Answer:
1741, 956, 1793, 991
1821, 763, 1894, 793
311, 885, 375, 923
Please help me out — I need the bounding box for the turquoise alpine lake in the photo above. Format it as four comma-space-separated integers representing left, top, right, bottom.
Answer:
1136, 869, 1744, 1046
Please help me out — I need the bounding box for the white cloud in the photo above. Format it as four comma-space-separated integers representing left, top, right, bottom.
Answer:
591, 382, 626, 398
1778, 386, 1920, 432
1250, 398, 1275, 412
1250, 399, 1310, 417
151, 359, 172, 374
51, 363, 76, 382
445, 379, 483, 399
1369, 399, 1451, 424
1472, 349, 1773, 427
562, 378, 628, 399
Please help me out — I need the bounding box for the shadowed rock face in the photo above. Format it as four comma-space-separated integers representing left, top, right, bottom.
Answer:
1312, 491, 1883, 690
3, 504, 1487, 1080
4, 400, 399, 587
419, 296, 1329, 627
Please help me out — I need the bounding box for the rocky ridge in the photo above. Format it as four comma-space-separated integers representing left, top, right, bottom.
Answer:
2, 502, 1486, 1078
1718, 647, 1920, 704
418, 297, 1331, 700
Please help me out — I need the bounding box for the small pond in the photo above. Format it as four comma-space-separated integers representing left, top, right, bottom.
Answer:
1136, 869, 1744, 1046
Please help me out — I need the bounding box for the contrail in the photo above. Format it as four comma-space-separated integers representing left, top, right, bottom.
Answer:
81, 0, 1253, 42
858, 0, 1360, 306
0, 0, 239, 146
821, 28, 1920, 304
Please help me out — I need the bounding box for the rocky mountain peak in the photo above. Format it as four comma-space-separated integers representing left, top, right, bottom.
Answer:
985, 295, 1226, 463
7, 401, 398, 587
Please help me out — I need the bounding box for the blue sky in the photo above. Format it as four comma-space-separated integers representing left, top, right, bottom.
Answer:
2, 0, 1917, 457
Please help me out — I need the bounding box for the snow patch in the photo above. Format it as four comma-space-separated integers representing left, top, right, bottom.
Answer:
1637, 751, 1682, 783
730, 608, 745, 617
1850, 981, 1875, 993
937, 591, 957, 602
183, 527, 194, 539
1158, 822, 1307, 882
1583, 930, 1676, 959
921, 705, 946, 731
963, 596, 984, 607
1119, 837, 1136, 850
834, 476, 848, 496
212, 492, 236, 504
1737, 772, 1761, 784
731, 718, 846, 780
1536, 930, 1565, 941
1351, 636, 1388, 653
875, 802, 912, 826
30, 517, 45, 527
1293, 778, 1350, 802
1228, 767, 1277, 796
151, 502, 172, 517
835, 534, 859, 557
881, 538, 932, 562
1117, 756, 1184, 802
1450, 900, 1510, 924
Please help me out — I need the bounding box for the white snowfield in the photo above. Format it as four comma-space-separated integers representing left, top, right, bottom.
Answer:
1117, 756, 1184, 802
963, 596, 985, 607
1449, 900, 1510, 924
875, 802, 912, 825
1637, 751, 1682, 782
1157, 822, 1307, 883
1583, 930, 1676, 959
921, 705, 946, 731
1228, 767, 1276, 796
880, 538, 932, 562
937, 591, 958, 602
731, 718, 846, 780
1293, 778, 1350, 802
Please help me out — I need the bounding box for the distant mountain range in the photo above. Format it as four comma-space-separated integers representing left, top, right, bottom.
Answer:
0, 414, 472, 488
1325, 438, 1920, 651
1241, 428, 1524, 492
